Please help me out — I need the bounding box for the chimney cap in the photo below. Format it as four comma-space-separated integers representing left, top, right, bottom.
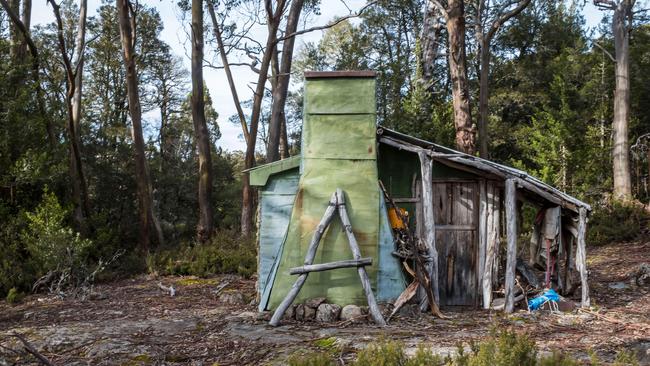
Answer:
304, 70, 376, 79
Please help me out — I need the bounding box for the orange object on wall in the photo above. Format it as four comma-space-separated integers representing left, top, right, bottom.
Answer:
388, 207, 408, 229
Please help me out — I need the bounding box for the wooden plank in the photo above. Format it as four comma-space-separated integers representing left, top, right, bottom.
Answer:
336, 188, 386, 326
477, 180, 486, 306
289, 258, 373, 275
504, 178, 517, 313
482, 182, 496, 308
418, 152, 440, 306
393, 197, 420, 203
269, 192, 338, 326
435, 225, 477, 231
576, 207, 590, 307
304, 70, 376, 78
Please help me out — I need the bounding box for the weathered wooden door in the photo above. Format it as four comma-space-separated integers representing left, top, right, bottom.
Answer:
432, 180, 479, 306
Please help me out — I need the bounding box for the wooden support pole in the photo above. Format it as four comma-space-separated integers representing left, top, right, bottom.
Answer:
417, 151, 440, 309
336, 188, 386, 326
289, 258, 373, 275
478, 180, 487, 293
269, 192, 338, 326
482, 182, 499, 308
504, 178, 518, 313
576, 207, 590, 307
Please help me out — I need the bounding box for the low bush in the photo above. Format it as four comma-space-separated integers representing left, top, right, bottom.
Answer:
588, 201, 649, 246
287, 328, 640, 366
146, 231, 256, 278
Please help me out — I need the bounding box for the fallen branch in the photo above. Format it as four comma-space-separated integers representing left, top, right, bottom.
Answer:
213, 280, 231, 296
11, 333, 54, 366
578, 308, 650, 331
387, 280, 419, 321
157, 282, 176, 297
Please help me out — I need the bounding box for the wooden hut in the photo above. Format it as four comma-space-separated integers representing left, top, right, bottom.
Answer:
249, 71, 591, 320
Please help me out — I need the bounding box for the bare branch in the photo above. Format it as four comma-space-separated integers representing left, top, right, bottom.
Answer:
486, 0, 531, 41
207, 1, 250, 145
593, 0, 617, 10
593, 41, 616, 62
11, 333, 54, 366
429, 0, 449, 21
275, 1, 378, 43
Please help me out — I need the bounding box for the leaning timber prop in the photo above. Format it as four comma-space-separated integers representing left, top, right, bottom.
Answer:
269, 189, 386, 327
379, 180, 444, 319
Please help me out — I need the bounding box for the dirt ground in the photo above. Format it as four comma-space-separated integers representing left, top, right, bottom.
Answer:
1, 239, 649, 366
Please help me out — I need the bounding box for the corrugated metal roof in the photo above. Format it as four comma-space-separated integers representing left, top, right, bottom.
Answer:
377, 126, 591, 213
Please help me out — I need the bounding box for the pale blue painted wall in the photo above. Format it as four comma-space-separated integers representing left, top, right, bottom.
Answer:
257, 169, 300, 310
377, 193, 407, 301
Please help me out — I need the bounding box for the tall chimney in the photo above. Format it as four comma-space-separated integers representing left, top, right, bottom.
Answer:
268, 71, 381, 308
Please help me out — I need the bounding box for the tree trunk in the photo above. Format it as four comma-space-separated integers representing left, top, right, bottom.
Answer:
8, 0, 20, 60
240, 0, 286, 236
478, 40, 490, 158
266, 0, 303, 163
50, 0, 91, 228
116, 0, 164, 251
71, 0, 90, 226
279, 115, 289, 159
476, 0, 530, 159
611, 1, 632, 200
191, 0, 214, 242
16, 0, 30, 60
421, 0, 442, 87
446, 0, 475, 155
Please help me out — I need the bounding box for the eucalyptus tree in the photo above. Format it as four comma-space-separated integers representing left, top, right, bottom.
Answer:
428, 0, 475, 154
593, 0, 642, 200
471, 0, 531, 158
116, 0, 164, 250
48, 0, 92, 228
191, 0, 214, 242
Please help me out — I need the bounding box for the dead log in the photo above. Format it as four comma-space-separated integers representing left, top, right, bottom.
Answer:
387, 280, 419, 321
289, 258, 372, 275
11, 333, 54, 366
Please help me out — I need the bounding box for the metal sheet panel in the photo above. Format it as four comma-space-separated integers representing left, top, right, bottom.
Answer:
257, 170, 299, 311
377, 195, 407, 301
305, 78, 376, 115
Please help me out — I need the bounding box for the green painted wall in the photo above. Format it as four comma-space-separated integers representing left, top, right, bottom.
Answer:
268, 76, 382, 308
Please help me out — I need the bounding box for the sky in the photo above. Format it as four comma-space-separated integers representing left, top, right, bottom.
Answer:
30, 0, 606, 152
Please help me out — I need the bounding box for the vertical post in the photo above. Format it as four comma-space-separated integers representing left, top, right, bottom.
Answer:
576, 207, 590, 307
482, 182, 496, 309
336, 189, 386, 326
478, 180, 487, 294
504, 178, 517, 313
418, 151, 439, 306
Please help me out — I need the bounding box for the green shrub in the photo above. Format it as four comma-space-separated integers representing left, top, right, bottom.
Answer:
22, 189, 93, 275
289, 328, 587, 366
146, 231, 256, 278
354, 340, 445, 366
5, 287, 24, 304
462, 328, 537, 366
287, 352, 334, 366
613, 349, 639, 366
588, 201, 649, 246
0, 212, 35, 298
354, 340, 409, 366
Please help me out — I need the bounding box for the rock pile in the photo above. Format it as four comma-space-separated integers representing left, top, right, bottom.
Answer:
279, 298, 370, 323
